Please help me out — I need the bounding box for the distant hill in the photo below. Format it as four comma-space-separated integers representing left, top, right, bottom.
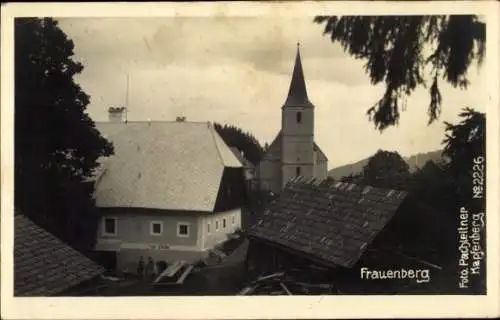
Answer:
328, 149, 446, 180
404, 149, 447, 172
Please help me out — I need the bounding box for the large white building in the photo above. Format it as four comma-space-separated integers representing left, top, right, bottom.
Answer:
92, 115, 246, 272
257, 45, 328, 194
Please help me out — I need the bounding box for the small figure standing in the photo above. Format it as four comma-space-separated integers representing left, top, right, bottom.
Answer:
145, 256, 157, 280
137, 256, 145, 278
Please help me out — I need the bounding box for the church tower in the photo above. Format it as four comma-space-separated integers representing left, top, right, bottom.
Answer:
280, 43, 315, 188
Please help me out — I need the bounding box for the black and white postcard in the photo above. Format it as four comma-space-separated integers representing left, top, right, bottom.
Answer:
1, 1, 499, 319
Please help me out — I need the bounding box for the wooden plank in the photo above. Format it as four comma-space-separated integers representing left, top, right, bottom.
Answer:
153, 268, 171, 284
152, 260, 184, 284
166, 260, 186, 277
279, 282, 293, 295
175, 265, 194, 285
238, 285, 257, 295
294, 281, 332, 289
253, 272, 284, 283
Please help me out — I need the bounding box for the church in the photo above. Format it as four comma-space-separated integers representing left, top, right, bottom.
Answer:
257, 45, 328, 194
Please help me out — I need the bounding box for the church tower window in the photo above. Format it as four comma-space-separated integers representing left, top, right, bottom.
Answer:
296, 111, 302, 123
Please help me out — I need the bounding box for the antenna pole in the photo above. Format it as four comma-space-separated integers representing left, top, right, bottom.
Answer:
125, 71, 130, 122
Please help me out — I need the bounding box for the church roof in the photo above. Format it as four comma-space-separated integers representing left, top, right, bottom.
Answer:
93, 121, 242, 212
283, 44, 314, 108
262, 131, 328, 163
248, 177, 407, 268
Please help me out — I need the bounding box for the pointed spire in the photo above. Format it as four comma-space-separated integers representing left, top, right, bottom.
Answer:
283, 42, 313, 108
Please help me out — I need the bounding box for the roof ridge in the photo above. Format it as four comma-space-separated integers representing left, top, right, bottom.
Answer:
208, 123, 226, 167
95, 120, 211, 125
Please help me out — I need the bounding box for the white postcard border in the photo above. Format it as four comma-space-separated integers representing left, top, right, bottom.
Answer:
1, 1, 499, 319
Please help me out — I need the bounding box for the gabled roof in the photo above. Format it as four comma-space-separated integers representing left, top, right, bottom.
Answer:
229, 147, 254, 168
248, 177, 407, 268
94, 121, 242, 212
14, 214, 104, 296
261, 132, 282, 161
313, 142, 328, 162
283, 44, 314, 108
261, 131, 328, 162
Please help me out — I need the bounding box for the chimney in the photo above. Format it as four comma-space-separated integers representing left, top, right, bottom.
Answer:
108, 107, 126, 123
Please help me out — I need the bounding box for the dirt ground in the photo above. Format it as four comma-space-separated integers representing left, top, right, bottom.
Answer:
93, 239, 250, 296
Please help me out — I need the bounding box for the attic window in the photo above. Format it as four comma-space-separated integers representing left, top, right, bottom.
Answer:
296, 111, 302, 123
347, 184, 355, 191
386, 190, 395, 197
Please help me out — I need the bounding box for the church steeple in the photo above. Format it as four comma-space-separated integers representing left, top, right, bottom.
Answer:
283, 43, 314, 108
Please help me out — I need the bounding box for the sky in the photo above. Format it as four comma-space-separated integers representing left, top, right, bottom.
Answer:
58, 17, 489, 169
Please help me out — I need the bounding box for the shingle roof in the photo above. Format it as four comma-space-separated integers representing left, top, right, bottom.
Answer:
94, 121, 242, 212
248, 177, 407, 268
14, 214, 104, 296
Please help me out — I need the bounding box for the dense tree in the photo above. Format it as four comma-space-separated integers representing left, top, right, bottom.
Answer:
340, 172, 363, 184
388, 109, 485, 282
360, 150, 411, 190
441, 108, 486, 292
442, 108, 486, 211
443, 108, 486, 176
388, 163, 456, 266
15, 18, 113, 251
213, 123, 265, 165
314, 15, 485, 130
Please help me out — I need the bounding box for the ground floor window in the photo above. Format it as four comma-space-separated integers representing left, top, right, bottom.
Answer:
103, 217, 117, 236
223, 218, 227, 229
215, 220, 219, 231
150, 221, 163, 236
232, 215, 236, 225
177, 222, 190, 237
207, 222, 211, 233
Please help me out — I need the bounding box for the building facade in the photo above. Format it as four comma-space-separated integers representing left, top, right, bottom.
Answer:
257, 45, 328, 194
93, 117, 246, 272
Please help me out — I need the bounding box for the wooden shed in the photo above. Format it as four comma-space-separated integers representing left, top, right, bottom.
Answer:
244, 177, 410, 292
